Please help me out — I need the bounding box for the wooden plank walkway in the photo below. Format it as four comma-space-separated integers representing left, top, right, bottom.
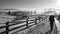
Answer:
24, 17, 57, 34
13, 17, 48, 34
25, 18, 50, 34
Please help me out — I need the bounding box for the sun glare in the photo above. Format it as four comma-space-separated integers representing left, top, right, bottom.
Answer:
56, 0, 60, 6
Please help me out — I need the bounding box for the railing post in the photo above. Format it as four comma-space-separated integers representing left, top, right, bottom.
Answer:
35, 17, 37, 24
26, 17, 28, 29
6, 21, 9, 34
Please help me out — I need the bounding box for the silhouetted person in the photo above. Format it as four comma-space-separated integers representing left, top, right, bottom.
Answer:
48, 15, 55, 34
49, 15, 54, 30
46, 15, 55, 34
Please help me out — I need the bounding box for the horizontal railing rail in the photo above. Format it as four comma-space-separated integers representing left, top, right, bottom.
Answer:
0, 16, 46, 34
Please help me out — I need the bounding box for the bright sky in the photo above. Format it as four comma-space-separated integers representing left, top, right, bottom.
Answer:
56, 0, 60, 8
0, 0, 59, 9
0, 0, 60, 14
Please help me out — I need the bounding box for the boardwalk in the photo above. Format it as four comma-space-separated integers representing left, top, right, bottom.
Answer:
15, 17, 57, 34
25, 17, 57, 34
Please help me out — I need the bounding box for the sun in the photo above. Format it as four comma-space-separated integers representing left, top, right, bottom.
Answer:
56, 0, 60, 6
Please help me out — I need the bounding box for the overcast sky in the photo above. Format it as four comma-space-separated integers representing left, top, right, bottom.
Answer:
0, 0, 60, 9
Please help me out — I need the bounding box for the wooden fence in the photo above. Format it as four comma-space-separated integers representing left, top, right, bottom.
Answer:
0, 17, 43, 34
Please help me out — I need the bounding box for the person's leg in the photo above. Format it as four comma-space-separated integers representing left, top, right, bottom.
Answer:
50, 22, 53, 30
45, 21, 54, 34
49, 21, 54, 34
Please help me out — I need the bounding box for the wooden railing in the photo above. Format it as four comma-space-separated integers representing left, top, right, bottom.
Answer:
0, 17, 43, 34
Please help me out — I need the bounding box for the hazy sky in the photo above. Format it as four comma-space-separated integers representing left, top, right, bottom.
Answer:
0, 0, 60, 9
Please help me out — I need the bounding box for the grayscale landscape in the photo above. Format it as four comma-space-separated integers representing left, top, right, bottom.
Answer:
0, 0, 60, 34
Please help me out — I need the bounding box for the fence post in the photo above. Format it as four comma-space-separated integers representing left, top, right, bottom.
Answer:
6, 21, 9, 34
26, 17, 28, 29
35, 17, 37, 24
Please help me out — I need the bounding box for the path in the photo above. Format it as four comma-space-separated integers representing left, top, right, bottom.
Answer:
25, 17, 57, 34
12, 17, 57, 34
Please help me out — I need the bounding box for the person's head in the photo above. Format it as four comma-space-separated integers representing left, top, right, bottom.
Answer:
49, 15, 55, 22
50, 15, 54, 18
